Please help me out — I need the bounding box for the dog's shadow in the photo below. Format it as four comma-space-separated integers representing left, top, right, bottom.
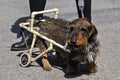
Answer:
17, 52, 92, 78
64, 64, 92, 78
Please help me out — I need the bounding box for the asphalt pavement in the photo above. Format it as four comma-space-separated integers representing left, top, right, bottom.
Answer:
0, 0, 120, 80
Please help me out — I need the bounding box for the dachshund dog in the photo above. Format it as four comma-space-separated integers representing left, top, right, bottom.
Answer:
63, 18, 100, 75
37, 18, 100, 75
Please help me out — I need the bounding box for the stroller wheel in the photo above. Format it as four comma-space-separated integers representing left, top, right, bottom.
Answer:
19, 53, 31, 67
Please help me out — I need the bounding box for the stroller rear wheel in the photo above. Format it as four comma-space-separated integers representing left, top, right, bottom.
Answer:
19, 53, 31, 67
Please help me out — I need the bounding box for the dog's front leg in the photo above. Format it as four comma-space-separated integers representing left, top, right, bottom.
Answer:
86, 61, 97, 73
65, 61, 80, 76
42, 54, 52, 71
37, 39, 52, 71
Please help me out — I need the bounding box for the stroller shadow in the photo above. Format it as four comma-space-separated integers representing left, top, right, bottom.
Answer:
11, 16, 51, 38
11, 16, 29, 38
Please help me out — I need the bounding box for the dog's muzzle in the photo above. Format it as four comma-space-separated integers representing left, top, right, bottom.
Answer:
64, 42, 83, 55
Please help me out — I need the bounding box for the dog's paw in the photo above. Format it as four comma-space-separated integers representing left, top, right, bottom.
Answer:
88, 63, 98, 73
43, 67, 52, 71
42, 58, 52, 71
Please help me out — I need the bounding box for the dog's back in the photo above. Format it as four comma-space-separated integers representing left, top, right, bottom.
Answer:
38, 18, 70, 45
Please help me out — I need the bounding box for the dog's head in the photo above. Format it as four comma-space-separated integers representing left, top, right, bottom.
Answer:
66, 18, 98, 59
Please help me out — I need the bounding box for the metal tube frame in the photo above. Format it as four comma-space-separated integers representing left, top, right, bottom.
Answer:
19, 8, 67, 62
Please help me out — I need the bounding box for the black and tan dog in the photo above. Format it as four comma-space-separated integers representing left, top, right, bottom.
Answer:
37, 18, 100, 75
63, 18, 100, 75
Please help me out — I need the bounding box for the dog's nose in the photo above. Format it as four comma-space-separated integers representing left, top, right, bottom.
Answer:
71, 36, 77, 44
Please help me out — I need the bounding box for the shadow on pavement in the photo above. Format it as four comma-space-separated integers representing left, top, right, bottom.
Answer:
17, 52, 91, 78
11, 16, 29, 38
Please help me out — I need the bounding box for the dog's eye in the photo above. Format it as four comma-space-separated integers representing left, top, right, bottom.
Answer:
81, 28, 88, 33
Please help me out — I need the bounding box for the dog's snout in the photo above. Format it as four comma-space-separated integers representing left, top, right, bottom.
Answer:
71, 36, 77, 44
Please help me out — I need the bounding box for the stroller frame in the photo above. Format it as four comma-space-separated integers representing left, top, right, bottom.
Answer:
19, 8, 68, 67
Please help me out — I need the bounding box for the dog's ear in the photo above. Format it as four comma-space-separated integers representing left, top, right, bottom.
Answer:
88, 23, 98, 44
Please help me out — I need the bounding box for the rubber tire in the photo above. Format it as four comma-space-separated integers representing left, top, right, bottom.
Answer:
19, 53, 31, 67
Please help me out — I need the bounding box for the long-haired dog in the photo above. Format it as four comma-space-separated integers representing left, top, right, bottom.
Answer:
64, 18, 100, 75
36, 18, 100, 76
